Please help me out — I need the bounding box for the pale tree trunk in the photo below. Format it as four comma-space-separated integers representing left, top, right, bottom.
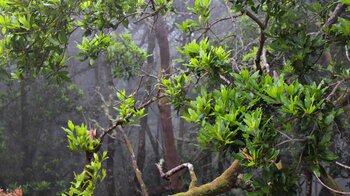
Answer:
95, 58, 117, 196
154, 15, 182, 192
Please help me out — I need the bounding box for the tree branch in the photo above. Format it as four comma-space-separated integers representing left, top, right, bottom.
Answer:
156, 159, 198, 189
118, 126, 148, 196
242, 8, 265, 29
172, 160, 241, 196
314, 172, 350, 195
99, 94, 165, 140
323, 3, 348, 29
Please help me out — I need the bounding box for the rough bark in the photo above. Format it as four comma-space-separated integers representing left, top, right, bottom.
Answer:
154, 15, 182, 191
173, 160, 241, 196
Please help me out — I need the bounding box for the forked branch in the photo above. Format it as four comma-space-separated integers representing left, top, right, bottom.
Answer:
156, 160, 241, 196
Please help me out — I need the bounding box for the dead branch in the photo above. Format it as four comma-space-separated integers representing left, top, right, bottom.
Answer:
156, 159, 198, 189
118, 126, 148, 196
336, 161, 350, 170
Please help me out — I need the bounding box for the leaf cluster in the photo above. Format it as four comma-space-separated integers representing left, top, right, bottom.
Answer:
63, 121, 101, 152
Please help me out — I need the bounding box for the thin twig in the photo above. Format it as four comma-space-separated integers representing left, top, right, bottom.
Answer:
313, 172, 350, 195
156, 159, 198, 189
336, 161, 350, 170
276, 138, 305, 147
276, 130, 292, 140
99, 93, 165, 140
345, 45, 350, 62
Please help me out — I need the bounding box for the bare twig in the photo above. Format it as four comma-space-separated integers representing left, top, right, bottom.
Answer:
276, 138, 305, 147
326, 79, 345, 102
220, 74, 231, 85
345, 45, 350, 62
313, 172, 350, 195
156, 159, 198, 189
118, 126, 148, 196
276, 130, 292, 140
336, 161, 350, 170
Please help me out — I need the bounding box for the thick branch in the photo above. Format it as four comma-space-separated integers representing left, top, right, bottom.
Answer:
323, 3, 348, 29
173, 160, 241, 196
242, 8, 265, 29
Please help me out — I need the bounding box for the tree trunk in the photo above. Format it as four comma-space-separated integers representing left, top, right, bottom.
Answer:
154, 15, 182, 192
95, 57, 117, 196
136, 28, 155, 172
20, 78, 34, 184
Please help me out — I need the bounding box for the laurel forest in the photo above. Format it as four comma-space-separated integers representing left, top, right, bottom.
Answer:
0, 0, 350, 195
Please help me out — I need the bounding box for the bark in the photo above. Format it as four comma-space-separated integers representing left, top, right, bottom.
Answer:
95, 58, 117, 196
177, 113, 185, 158
154, 15, 182, 192
173, 160, 241, 196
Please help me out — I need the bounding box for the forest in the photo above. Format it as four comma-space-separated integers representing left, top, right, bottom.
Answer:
0, 0, 350, 195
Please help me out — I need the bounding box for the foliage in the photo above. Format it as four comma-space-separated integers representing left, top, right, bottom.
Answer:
115, 90, 146, 125
0, 0, 75, 82
165, 37, 343, 194
63, 121, 101, 152
106, 33, 147, 80
64, 152, 107, 196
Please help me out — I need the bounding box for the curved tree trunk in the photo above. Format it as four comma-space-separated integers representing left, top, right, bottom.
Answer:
154, 15, 182, 192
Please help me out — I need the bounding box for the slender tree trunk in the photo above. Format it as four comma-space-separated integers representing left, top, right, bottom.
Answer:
20, 78, 34, 184
106, 137, 116, 196
134, 30, 155, 194
95, 58, 117, 196
154, 15, 182, 192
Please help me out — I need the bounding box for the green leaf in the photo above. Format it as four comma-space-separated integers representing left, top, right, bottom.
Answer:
68, 120, 74, 131
340, 0, 350, 5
